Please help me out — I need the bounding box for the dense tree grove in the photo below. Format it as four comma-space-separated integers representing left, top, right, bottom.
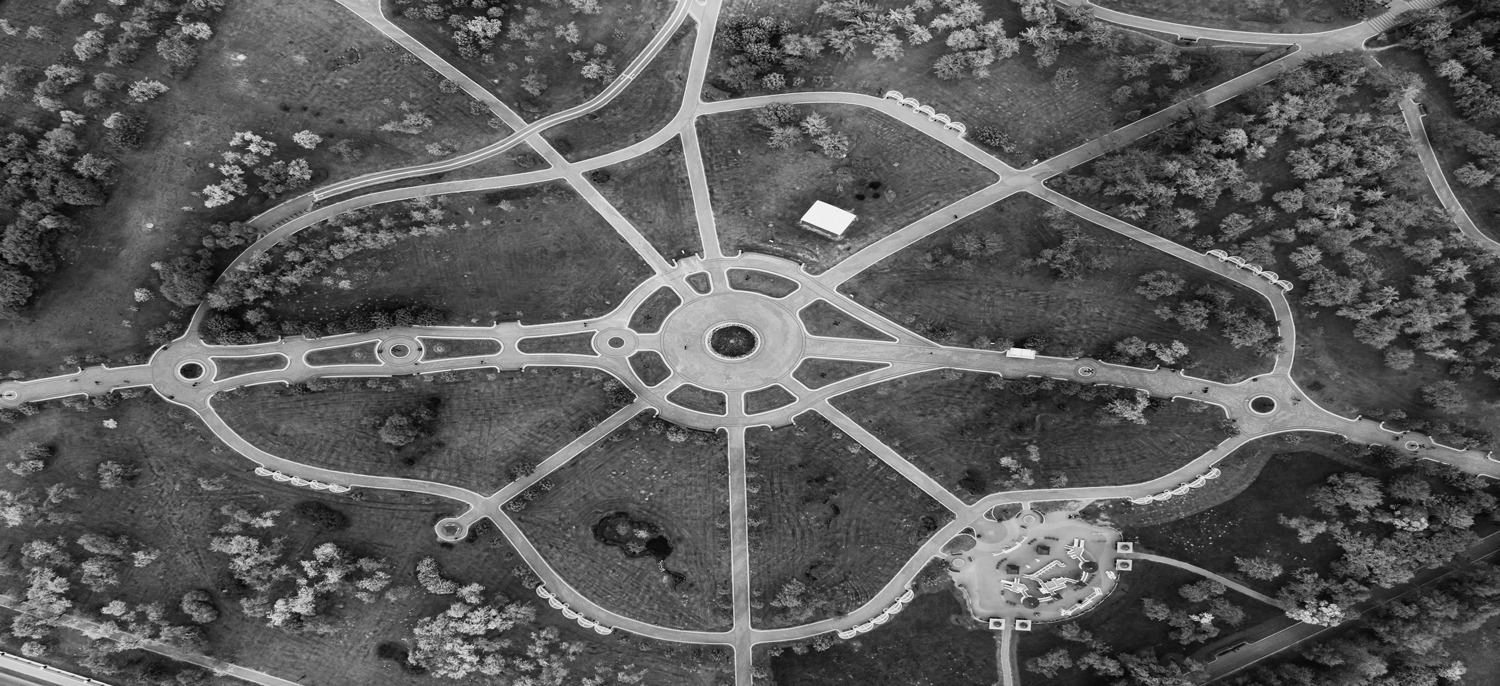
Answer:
0, 0, 226, 319
1231, 561, 1500, 686
1267, 445, 1496, 625
1024, 621, 1204, 685
389, 0, 618, 103
1060, 55, 1500, 448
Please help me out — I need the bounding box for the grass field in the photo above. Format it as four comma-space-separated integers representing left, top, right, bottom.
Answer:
0, 1, 497, 377
668, 384, 729, 416
745, 385, 798, 415
799, 301, 896, 341
630, 351, 672, 386
420, 336, 502, 360
747, 412, 951, 628
767, 589, 996, 686
839, 194, 1275, 382
713, 0, 1269, 166
304, 341, 380, 366
596, 136, 701, 262
516, 332, 598, 355
211, 354, 288, 381
257, 183, 653, 329
630, 286, 683, 334
512, 414, 733, 631
216, 368, 628, 494
696, 105, 996, 273
1124, 450, 1382, 595
542, 22, 696, 161
0, 399, 717, 686
1097, 0, 1352, 33
791, 359, 888, 390
387, 0, 677, 121
728, 269, 800, 298
831, 370, 1227, 501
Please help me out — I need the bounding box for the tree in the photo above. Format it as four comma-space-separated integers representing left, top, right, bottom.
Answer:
767, 125, 801, 149
126, 79, 168, 102
1234, 557, 1283, 581
0, 265, 33, 319
102, 112, 146, 150
6, 443, 51, 476
291, 130, 321, 149
379, 413, 422, 447
1026, 647, 1075, 678
152, 255, 212, 307
96, 460, 137, 489
1419, 380, 1468, 414
73, 30, 107, 61
1136, 270, 1185, 300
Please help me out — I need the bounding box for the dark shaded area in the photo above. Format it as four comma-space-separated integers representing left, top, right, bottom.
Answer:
305, 341, 380, 366
687, 272, 712, 293
294, 500, 350, 531
667, 384, 727, 415
178, 362, 204, 379
629, 286, 683, 334
593, 511, 675, 560
746, 385, 797, 414
629, 351, 672, 386
517, 333, 597, 355
710, 324, 757, 358
728, 268, 798, 298
791, 358, 887, 390
1250, 396, 1276, 413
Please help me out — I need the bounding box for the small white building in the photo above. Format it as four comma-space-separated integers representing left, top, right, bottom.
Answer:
800, 201, 857, 239
1005, 348, 1038, 359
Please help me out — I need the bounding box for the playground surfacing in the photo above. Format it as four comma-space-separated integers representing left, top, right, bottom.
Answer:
946, 507, 1122, 622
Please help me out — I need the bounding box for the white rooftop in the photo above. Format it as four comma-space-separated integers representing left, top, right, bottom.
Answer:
800, 201, 857, 237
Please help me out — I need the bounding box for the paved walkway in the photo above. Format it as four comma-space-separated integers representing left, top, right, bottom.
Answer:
1126, 554, 1284, 607
6, 1, 1498, 685
1398, 96, 1500, 251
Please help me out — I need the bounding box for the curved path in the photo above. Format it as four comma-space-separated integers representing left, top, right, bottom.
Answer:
1399, 96, 1500, 251
1126, 553, 1285, 607
5, 2, 1498, 685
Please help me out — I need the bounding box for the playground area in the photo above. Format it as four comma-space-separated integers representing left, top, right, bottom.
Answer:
946, 507, 1122, 622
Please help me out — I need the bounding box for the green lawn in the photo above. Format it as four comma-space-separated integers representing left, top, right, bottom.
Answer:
0, 398, 715, 686
767, 589, 996, 686
1097, 0, 1353, 33
791, 359, 888, 390
386, 0, 677, 121
543, 22, 696, 161
697, 104, 997, 273
595, 136, 701, 262
747, 412, 952, 629
798, 300, 895, 341
831, 370, 1228, 501
512, 413, 734, 631
216, 368, 629, 494
840, 193, 1276, 382
0, 0, 494, 376
251, 182, 653, 330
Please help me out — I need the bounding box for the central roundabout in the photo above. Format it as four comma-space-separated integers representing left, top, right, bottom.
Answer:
655, 284, 807, 395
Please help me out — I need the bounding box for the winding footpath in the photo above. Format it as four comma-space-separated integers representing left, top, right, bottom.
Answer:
5, 1, 1499, 685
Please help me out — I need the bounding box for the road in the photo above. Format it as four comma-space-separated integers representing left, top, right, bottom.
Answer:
3, 1, 1495, 685
1398, 96, 1500, 251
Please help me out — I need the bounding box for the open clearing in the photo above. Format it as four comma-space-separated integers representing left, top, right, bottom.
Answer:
697, 104, 996, 273
595, 137, 702, 262
832, 370, 1227, 501
216, 368, 628, 494
543, 22, 696, 161
512, 414, 734, 631
840, 194, 1275, 383
746, 412, 951, 629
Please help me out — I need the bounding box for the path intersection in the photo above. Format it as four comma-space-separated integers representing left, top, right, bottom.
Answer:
2, 0, 1496, 684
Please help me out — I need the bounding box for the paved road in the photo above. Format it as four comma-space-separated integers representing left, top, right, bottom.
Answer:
0, 653, 105, 686
1398, 96, 1500, 250
6, 1, 1496, 684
